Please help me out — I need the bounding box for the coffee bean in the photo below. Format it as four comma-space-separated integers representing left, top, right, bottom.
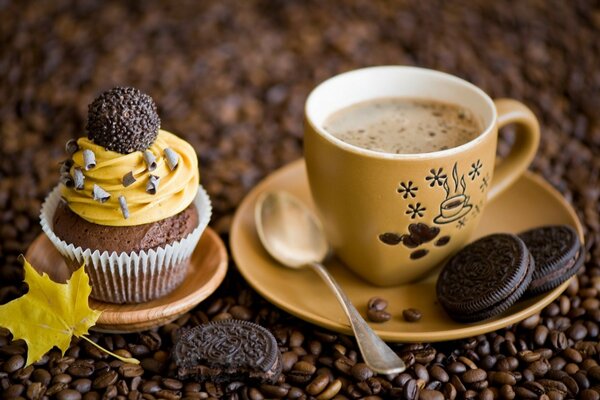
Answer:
522, 381, 545, 395
403, 379, 419, 400
534, 325, 550, 346
92, 371, 117, 390
580, 389, 600, 400
457, 356, 477, 370
418, 389, 444, 400
550, 331, 568, 351
31, 368, 51, 386
259, 383, 288, 398
162, 378, 183, 391
333, 356, 354, 375
589, 366, 600, 382
53, 373, 73, 385
564, 363, 579, 374
547, 390, 565, 400
429, 365, 448, 383
316, 379, 341, 399
281, 352, 298, 372
3, 355, 24, 373
46, 382, 69, 396
561, 375, 579, 396
500, 384, 516, 400
26, 382, 45, 399
450, 375, 465, 393
68, 363, 94, 377
367, 297, 388, 311
520, 314, 541, 329
462, 369, 486, 384
447, 362, 467, 374
118, 364, 143, 378
529, 358, 551, 377
489, 371, 516, 386
306, 374, 329, 395
442, 383, 457, 400
82, 392, 100, 400
414, 347, 436, 364
350, 363, 373, 381
70, 378, 92, 393
57, 388, 83, 400
572, 371, 590, 390
514, 386, 539, 399
402, 308, 422, 322
367, 308, 391, 323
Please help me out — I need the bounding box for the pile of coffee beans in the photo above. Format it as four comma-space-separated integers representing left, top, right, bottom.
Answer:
1, 1, 599, 399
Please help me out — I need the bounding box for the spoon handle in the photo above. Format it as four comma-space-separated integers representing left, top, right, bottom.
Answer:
308, 262, 406, 375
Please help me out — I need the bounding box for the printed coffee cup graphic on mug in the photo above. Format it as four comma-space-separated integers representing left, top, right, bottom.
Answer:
304, 66, 540, 286
434, 163, 472, 224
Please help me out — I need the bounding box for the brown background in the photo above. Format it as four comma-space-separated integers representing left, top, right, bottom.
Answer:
0, 1, 599, 399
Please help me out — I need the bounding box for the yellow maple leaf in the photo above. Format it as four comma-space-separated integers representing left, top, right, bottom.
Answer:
0, 258, 137, 366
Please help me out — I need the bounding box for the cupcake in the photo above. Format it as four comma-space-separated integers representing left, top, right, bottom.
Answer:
40, 87, 211, 304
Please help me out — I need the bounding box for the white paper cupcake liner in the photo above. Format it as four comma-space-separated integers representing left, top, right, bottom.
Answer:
40, 184, 212, 304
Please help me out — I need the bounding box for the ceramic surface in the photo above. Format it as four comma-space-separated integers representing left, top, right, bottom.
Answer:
304, 66, 540, 285
230, 160, 582, 342
26, 228, 228, 333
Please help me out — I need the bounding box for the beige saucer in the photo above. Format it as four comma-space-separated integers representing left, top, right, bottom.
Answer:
230, 159, 583, 342
25, 228, 228, 333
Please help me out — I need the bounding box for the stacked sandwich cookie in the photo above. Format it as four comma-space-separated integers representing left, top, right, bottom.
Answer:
437, 225, 584, 323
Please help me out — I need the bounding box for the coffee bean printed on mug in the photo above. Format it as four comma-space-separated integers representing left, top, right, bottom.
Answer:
378, 223, 444, 260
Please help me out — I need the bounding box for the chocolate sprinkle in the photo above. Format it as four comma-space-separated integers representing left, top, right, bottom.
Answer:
164, 148, 179, 170
59, 159, 73, 175
92, 184, 110, 203
86, 87, 160, 154
118, 195, 129, 219
122, 171, 136, 187
146, 174, 160, 194
143, 150, 157, 171
73, 167, 84, 190
82, 149, 96, 170
65, 139, 79, 155
60, 173, 74, 188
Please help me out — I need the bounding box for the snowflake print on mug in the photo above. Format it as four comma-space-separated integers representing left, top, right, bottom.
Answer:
425, 167, 447, 187
468, 159, 482, 180
397, 181, 418, 199
406, 203, 426, 219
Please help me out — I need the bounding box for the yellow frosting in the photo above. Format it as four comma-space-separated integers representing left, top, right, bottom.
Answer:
61, 130, 199, 226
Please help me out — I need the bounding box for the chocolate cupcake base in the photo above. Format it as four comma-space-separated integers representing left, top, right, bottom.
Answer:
40, 185, 212, 304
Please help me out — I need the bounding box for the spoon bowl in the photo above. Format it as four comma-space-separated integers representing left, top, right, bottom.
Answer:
255, 191, 328, 268
255, 190, 406, 375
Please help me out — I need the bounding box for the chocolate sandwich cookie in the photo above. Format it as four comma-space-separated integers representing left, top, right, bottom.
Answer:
436, 233, 534, 323
519, 225, 584, 295
173, 320, 282, 384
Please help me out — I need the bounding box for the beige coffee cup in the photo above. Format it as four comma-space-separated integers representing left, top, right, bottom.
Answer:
304, 66, 539, 286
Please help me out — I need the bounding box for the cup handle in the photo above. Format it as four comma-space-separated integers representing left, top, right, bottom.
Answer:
487, 99, 540, 201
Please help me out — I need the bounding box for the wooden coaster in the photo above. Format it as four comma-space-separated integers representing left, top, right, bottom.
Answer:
25, 227, 228, 333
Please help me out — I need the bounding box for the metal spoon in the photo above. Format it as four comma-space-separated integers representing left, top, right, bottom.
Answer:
255, 191, 406, 375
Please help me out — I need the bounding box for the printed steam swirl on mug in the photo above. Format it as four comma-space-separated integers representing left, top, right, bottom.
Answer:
433, 162, 473, 225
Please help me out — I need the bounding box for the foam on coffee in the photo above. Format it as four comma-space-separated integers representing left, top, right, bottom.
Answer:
323, 97, 482, 154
